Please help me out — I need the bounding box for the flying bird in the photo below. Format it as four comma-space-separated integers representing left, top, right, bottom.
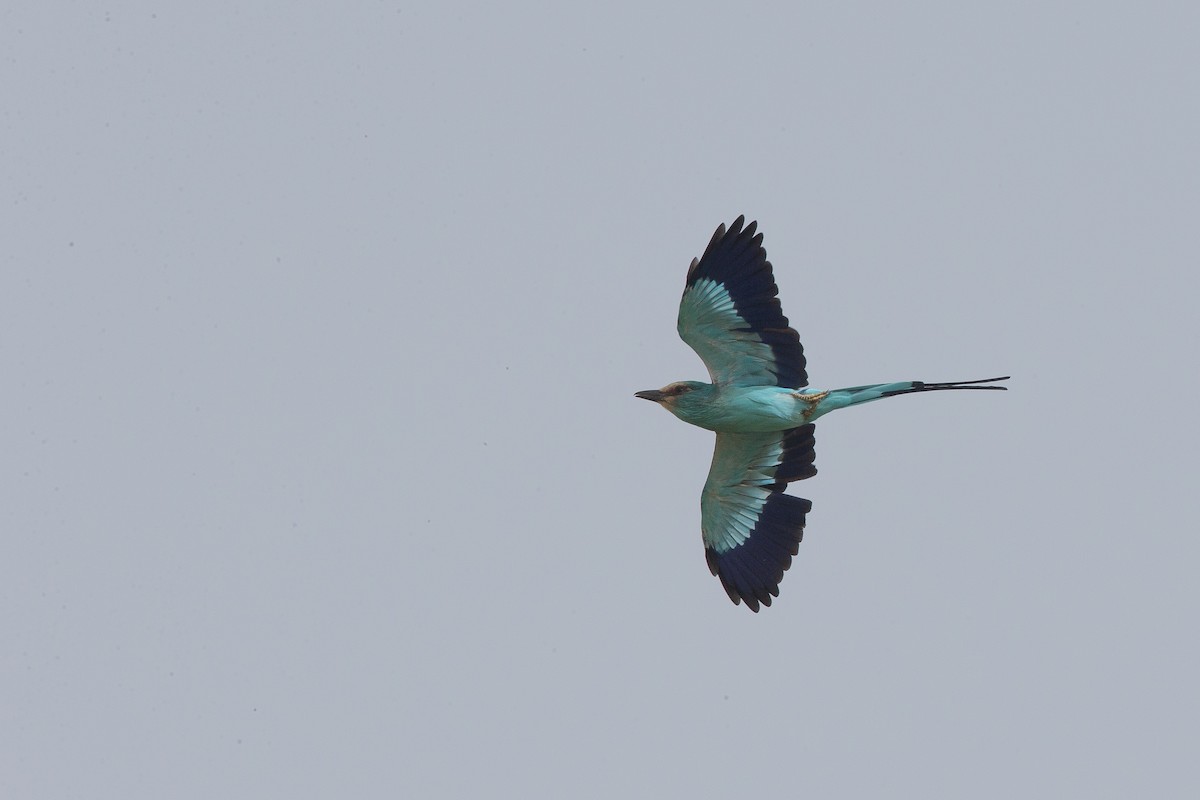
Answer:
637, 216, 1007, 612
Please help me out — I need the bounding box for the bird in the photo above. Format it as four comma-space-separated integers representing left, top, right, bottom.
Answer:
637, 216, 1008, 612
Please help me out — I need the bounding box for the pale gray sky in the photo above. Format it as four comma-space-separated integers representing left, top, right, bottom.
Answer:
4, 3, 1198, 797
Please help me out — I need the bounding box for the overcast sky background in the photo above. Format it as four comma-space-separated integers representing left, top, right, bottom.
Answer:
4, 3, 1198, 797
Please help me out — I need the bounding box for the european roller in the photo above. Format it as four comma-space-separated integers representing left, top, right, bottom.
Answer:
637, 216, 1008, 612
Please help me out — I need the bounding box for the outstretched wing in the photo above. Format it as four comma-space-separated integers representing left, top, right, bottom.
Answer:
677, 216, 807, 389
702, 425, 817, 611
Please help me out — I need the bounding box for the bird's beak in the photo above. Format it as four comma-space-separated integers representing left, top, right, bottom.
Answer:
635, 389, 666, 402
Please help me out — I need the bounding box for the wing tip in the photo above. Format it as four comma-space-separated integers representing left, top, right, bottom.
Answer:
699, 215, 758, 266
705, 493, 810, 612
707, 221, 730, 251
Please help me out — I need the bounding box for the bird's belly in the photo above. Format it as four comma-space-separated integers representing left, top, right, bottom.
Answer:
698, 388, 812, 433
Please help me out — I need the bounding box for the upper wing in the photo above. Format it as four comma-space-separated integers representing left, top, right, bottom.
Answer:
701, 425, 817, 611
677, 216, 807, 388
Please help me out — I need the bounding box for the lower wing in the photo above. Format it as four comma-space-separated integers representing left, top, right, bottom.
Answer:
700, 425, 817, 611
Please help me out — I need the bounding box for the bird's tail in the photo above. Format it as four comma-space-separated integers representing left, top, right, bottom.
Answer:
879, 375, 1010, 397
810, 376, 1008, 420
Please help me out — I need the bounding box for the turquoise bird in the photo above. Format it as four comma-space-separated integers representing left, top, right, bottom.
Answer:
637, 216, 1008, 612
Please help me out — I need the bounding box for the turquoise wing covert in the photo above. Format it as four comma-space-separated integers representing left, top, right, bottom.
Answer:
677, 216, 808, 389
702, 425, 817, 611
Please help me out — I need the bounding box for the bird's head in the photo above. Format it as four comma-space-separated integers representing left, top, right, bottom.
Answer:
635, 381, 708, 411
